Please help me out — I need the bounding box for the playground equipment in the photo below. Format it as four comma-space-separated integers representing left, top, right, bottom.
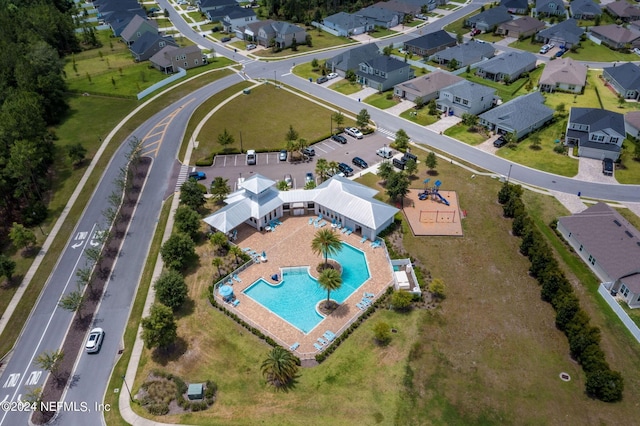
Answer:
417, 180, 450, 206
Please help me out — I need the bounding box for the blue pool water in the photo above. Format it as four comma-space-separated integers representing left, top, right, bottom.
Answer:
243, 243, 370, 333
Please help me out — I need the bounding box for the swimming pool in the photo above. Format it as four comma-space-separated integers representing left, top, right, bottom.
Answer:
243, 243, 370, 333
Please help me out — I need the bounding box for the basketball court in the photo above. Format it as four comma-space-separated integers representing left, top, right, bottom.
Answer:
401, 189, 464, 236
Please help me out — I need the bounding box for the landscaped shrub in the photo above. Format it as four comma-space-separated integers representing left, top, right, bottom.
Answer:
586, 369, 624, 402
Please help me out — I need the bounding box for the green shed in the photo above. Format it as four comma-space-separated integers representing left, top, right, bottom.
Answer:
187, 383, 204, 400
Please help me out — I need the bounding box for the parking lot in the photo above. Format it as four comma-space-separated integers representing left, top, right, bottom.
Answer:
195, 131, 398, 190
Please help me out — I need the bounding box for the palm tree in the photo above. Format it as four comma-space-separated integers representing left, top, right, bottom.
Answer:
209, 231, 228, 254
328, 161, 339, 177
229, 245, 243, 264
318, 268, 342, 305
261, 347, 299, 388
212, 257, 223, 278
315, 158, 329, 181
311, 229, 342, 268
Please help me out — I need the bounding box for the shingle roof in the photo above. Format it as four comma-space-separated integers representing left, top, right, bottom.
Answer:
498, 16, 545, 33
538, 57, 587, 87
558, 203, 640, 290
433, 40, 495, 64
479, 92, 553, 132
591, 24, 640, 44
625, 110, 640, 130
443, 80, 496, 100
570, 0, 602, 16
466, 5, 513, 27
476, 51, 537, 76
328, 44, 380, 72
538, 19, 585, 45
395, 71, 464, 97
568, 107, 626, 136
120, 15, 157, 42
404, 29, 456, 50
129, 32, 176, 55
224, 7, 256, 19
535, 0, 565, 14
358, 5, 400, 22
149, 45, 177, 68
606, 0, 640, 18
361, 55, 410, 73
374, 0, 419, 14
324, 12, 368, 30
500, 0, 528, 10
603, 62, 640, 91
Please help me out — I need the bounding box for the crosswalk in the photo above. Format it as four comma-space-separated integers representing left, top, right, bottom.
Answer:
175, 164, 190, 191
377, 127, 395, 139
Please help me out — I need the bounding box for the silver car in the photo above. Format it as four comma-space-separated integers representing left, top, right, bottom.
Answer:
85, 328, 105, 354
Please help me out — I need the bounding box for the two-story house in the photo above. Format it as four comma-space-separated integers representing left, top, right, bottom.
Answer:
602, 62, 640, 100
198, 0, 238, 21
475, 51, 537, 82
256, 21, 307, 49
120, 14, 158, 47
565, 107, 626, 160
129, 32, 178, 62
403, 30, 457, 58
222, 7, 257, 37
431, 40, 496, 69
356, 56, 414, 91
465, 6, 512, 32
326, 44, 380, 76
478, 92, 554, 139
150, 45, 205, 73
436, 80, 496, 117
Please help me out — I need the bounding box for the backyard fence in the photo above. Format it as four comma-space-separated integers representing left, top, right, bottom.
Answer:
598, 284, 640, 344
136, 67, 186, 100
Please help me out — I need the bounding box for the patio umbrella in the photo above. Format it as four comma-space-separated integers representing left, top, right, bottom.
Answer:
262, 251, 266, 258
218, 285, 233, 299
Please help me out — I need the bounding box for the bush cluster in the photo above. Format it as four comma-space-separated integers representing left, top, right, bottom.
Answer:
144, 370, 217, 413
498, 182, 623, 402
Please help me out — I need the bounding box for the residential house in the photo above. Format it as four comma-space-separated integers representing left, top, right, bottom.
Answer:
256, 21, 307, 49
534, 0, 566, 17
375, 0, 421, 16
590, 25, 640, 49
404, 0, 448, 12
357, 5, 402, 29
96, 0, 141, 17
436, 80, 496, 117
403, 29, 457, 57
496, 16, 545, 39
631, 20, 640, 32
431, 40, 496, 68
107, 10, 147, 37
536, 19, 585, 48
475, 51, 537, 82
394, 71, 464, 101
198, 0, 238, 21
478, 92, 553, 139
326, 44, 380, 76
606, 1, 640, 22
150, 45, 205, 73
557, 203, 640, 309
120, 14, 158, 46
323, 12, 372, 37
625, 110, 640, 138
356, 56, 414, 91
602, 62, 640, 100
129, 32, 178, 62
243, 19, 273, 42
500, 0, 529, 15
565, 107, 626, 160
570, 0, 601, 19
222, 7, 257, 36
538, 57, 587, 93
465, 6, 512, 32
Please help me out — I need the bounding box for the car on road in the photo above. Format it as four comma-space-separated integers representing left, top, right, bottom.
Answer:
352, 157, 368, 168
305, 172, 314, 184
331, 134, 347, 144
86, 328, 105, 354
493, 135, 507, 148
345, 127, 363, 139
221, 37, 232, 42
188, 171, 206, 180
247, 149, 256, 165
602, 158, 614, 176
317, 76, 328, 84
284, 174, 293, 187
279, 150, 287, 161
246, 43, 257, 50
327, 72, 339, 80
302, 147, 315, 157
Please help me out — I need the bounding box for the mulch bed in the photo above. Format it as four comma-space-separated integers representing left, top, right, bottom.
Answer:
32, 157, 151, 424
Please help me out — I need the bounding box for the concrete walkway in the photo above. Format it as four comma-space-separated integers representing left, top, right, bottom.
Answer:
426, 114, 461, 133
385, 99, 415, 116
348, 86, 377, 101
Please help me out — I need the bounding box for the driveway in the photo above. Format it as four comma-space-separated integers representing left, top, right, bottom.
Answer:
426, 114, 462, 133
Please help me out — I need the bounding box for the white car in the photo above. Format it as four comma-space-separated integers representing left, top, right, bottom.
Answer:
86, 328, 105, 354
327, 72, 338, 80
634, 48, 640, 56
345, 127, 363, 139
246, 44, 257, 50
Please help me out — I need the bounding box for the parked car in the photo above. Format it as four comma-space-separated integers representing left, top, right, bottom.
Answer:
376, 147, 393, 158
338, 162, 353, 176
279, 150, 287, 161
305, 172, 314, 184
493, 135, 507, 148
221, 37, 232, 42
403, 152, 417, 163
86, 328, 105, 354
470, 28, 481, 36
602, 158, 614, 176
331, 134, 347, 144
555, 49, 566, 57
327, 72, 339, 80
392, 158, 406, 170
352, 157, 368, 169
246, 43, 257, 50
302, 147, 315, 157
633, 47, 640, 56
247, 149, 256, 165
188, 171, 206, 180
539, 44, 550, 54
345, 127, 363, 139
317, 76, 328, 84
284, 174, 293, 187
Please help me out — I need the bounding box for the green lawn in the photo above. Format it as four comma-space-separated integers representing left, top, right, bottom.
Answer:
330, 79, 362, 95
438, 3, 460, 9
368, 28, 398, 38
564, 39, 638, 62
399, 108, 439, 126
252, 29, 355, 57
443, 123, 489, 145
364, 91, 400, 109
462, 65, 544, 102
443, 10, 478, 35
476, 33, 503, 43
615, 140, 640, 184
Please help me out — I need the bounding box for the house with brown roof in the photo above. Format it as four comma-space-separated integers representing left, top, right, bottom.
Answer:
538, 57, 587, 93
557, 203, 640, 309
590, 24, 640, 49
606, 0, 640, 22
625, 110, 640, 138
149, 45, 204, 73
496, 16, 545, 38
393, 71, 463, 102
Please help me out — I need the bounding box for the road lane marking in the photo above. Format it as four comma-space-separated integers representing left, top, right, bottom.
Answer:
25, 371, 41, 386
2, 374, 19, 388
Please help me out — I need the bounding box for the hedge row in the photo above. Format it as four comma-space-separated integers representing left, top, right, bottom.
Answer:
498, 182, 624, 402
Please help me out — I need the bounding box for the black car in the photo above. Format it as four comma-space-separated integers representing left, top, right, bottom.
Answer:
352, 157, 368, 169
602, 158, 614, 176
221, 37, 231, 42
338, 162, 353, 176
392, 158, 406, 170
331, 134, 347, 144
403, 152, 417, 163
493, 135, 507, 148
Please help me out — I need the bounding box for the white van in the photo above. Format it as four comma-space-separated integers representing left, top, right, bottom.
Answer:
246, 149, 256, 165
376, 147, 393, 159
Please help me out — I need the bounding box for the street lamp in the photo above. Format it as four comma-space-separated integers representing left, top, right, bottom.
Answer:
122, 375, 133, 402
274, 70, 277, 86
330, 114, 332, 136
33, 211, 46, 236
507, 164, 513, 184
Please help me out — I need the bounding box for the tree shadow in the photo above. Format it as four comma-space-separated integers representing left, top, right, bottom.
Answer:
426, 170, 439, 176
269, 374, 300, 393
151, 337, 188, 366
174, 297, 195, 319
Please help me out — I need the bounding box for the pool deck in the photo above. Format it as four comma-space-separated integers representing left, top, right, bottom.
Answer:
219, 216, 394, 358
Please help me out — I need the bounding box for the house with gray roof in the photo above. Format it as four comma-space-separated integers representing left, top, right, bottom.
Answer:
150, 45, 204, 73
536, 19, 584, 48
478, 92, 553, 139
500, 0, 529, 15
129, 32, 178, 62
465, 6, 512, 32
222, 7, 257, 36
356, 56, 414, 91
557, 203, 640, 309
256, 21, 307, 49
198, 0, 238, 20
475, 51, 537, 82
394, 71, 464, 102
606, 1, 640, 22
202, 174, 399, 241
565, 107, 626, 160
403, 29, 457, 57
375, 0, 422, 16
326, 44, 380, 76
436, 80, 496, 117
431, 40, 495, 69
602, 62, 640, 100
496, 16, 545, 38
538, 57, 587, 93
625, 110, 640, 138
120, 14, 158, 46
323, 12, 372, 37
590, 24, 640, 49
107, 10, 147, 36
358, 5, 402, 28
570, 0, 601, 20
534, 0, 566, 17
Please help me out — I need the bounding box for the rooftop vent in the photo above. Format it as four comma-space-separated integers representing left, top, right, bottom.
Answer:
625, 231, 633, 238
613, 219, 621, 227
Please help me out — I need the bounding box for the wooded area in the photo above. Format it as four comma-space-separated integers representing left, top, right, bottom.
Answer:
262, 0, 379, 23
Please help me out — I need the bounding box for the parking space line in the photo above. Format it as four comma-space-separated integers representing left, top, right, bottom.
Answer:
314, 145, 328, 153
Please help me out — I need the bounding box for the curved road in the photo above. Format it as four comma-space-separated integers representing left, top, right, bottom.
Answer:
1, 2, 639, 426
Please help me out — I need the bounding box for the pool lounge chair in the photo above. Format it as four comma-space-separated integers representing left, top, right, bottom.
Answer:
361, 298, 372, 307
319, 220, 327, 227
318, 337, 328, 346
323, 331, 336, 341
227, 278, 233, 286
364, 292, 374, 299
346, 228, 353, 235
232, 274, 242, 283
308, 217, 314, 225
360, 236, 367, 243
290, 342, 300, 351
341, 226, 348, 234
232, 299, 240, 307
242, 247, 252, 252
356, 302, 366, 310
318, 213, 323, 220
314, 343, 323, 351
